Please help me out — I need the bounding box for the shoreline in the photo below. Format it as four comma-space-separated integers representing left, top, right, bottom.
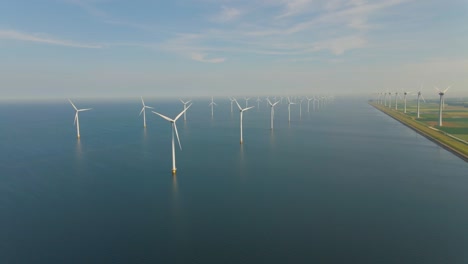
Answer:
370, 102, 468, 163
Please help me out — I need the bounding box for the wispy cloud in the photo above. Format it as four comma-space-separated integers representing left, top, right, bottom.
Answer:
0, 30, 102, 48
191, 52, 226, 63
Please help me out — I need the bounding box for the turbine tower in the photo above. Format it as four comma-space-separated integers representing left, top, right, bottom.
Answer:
235, 100, 254, 144
299, 98, 304, 119
435, 86, 450, 127
256, 97, 262, 109
267, 98, 280, 130
394, 92, 400, 110
152, 104, 191, 175
68, 99, 92, 139
229, 97, 236, 113
287, 97, 296, 122
209, 97, 217, 118
402, 91, 411, 113
179, 99, 191, 121
388, 92, 392, 108
416, 85, 425, 118
139, 97, 154, 128
244, 97, 251, 107
306, 97, 313, 112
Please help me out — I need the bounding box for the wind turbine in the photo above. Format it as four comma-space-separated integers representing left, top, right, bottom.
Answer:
244, 97, 251, 107
306, 97, 313, 112
267, 98, 280, 130
256, 97, 262, 109
139, 97, 154, 128
435, 86, 450, 127
152, 104, 191, 175
394, 92, 401, 110
68, 99, 92, 139
384, 92, 387, 106
416, 85, 425, 118
209, 97, 217, 118
179, 99, 191, 121
298, 98, 304, 119
388, 92, 392, 108
402, 91, 411, 113
229, 97, 236, 113
287, 97, 296, 122
235, 100, 254, 144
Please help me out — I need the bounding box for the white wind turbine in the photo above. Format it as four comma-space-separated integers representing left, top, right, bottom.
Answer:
388, 92, 392, 108
435, 86, 450, 127
179, 99, 191, 121
298, 98, 304, 119
209, 97, 217, 118
68, 99, 92, 139
267, 98, 280, 130
394, 91, 401, 110
256, 97, 262, 109
139, 97, 154, 127
235, 99, 254, 144
152, 104, 191, 175
229, 97, 236, 113
287, 97, 296, 122
416, 85, 426, 118
306, 96, 313, 112
402, 90, 411, 113
244, 97, 251, 107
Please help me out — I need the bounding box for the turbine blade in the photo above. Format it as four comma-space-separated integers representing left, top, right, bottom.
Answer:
180, 99, 185, 104
145, 106, 154, 109
139, 107, 145, 116
68, 99, 78, 111
421, 94, 426, 103
235, 99, 242, 110
444, 86, 450, 93
74, 112, 78, 125
141, 97, 146, 107
267, 98, 272, 106
273, 101, 280, 106
152, 111, 173, 122
175, 104, 191, 121
174, 123, 182, 150
434, 86, 440, 92
243, 106, 255, 112
78, 108, 92, 112
186, 100, 192, 104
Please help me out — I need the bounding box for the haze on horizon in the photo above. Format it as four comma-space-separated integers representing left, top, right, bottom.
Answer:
1, 0, 467, 100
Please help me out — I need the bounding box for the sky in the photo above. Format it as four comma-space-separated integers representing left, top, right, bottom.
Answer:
0, 0, 467, 99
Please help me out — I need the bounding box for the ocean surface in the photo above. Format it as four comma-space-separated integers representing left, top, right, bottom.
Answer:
0, 98, 467, 263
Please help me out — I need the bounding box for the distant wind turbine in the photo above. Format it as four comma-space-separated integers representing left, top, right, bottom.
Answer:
209, 97, 217, 118
416, 84, 425, 118
179, 99, 191, 121
68, 99, 92, 139
152, 104, 191, 175
287, 97, 296, 122
402, 91, 411, 113
306, 96, 313, 112
229, 97, 236, 113
139, 97, 154, 128
298, 98, 304, 119
235, 100, 254, 144
244, 97, 251, 107
256, 97, 262, 109
267, 98, 280, 130
435, 86, 450, 126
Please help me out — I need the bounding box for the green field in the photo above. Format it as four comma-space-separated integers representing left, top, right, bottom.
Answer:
370, 101, 468, 161
397, 100, 468, 141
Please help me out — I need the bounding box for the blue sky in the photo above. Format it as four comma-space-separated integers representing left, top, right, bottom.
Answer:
1, 0, 467, 99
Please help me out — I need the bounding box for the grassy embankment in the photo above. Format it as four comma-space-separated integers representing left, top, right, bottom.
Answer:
370, 102, 468, 162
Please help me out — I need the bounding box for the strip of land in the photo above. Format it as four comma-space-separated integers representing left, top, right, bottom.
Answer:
370, 102, 468, 162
